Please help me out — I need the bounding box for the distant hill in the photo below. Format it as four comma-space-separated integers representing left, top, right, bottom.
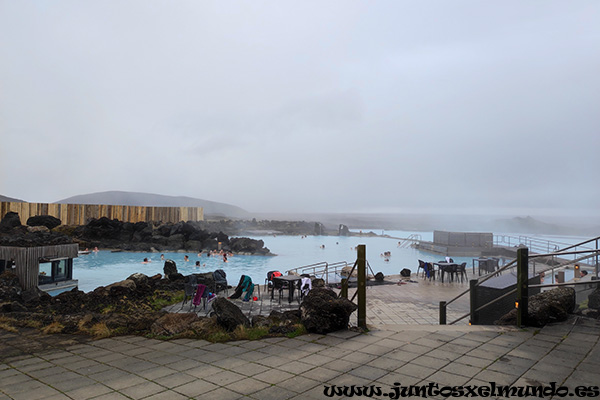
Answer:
493, 216, 557, 234
0, 194, 24, 202
55, 191, 249, 218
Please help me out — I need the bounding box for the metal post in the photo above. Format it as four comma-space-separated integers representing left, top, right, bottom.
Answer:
439, 301, 447, 325
469, 279, 477, 325
594, 239, 598, 276
357, 244, 367, 330
516, 247, 529, 328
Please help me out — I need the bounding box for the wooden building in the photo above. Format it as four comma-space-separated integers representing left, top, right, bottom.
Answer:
0, 244, 79, 293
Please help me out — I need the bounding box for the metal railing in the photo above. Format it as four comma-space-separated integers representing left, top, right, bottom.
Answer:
396, 234, 422, 248
494, 234, 596, 256
285, 261, 349, 285
440, 235, 600, 326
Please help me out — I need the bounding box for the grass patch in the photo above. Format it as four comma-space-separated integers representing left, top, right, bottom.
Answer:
150, 290, 185, 311
286, 324, 307, 339
41, 322, 64, 334
89, 323, 112, 338
232, 325, 270, 341
0, 322, 18, 333
206, 331, 232, 343
101, 305, 116, 314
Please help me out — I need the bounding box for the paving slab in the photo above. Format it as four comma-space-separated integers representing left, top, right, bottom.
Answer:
2, 283, 600, 400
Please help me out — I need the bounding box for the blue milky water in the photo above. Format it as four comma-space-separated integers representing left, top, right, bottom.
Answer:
72, 230, 590, 293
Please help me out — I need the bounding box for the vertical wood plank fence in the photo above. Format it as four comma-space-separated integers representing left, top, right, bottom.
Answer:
0, 202, 204, 225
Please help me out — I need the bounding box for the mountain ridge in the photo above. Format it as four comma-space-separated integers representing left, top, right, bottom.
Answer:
55, 191, 249, 218
0, 194, 25, 203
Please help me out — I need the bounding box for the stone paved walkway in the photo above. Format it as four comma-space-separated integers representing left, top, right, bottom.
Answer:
2, 317, 599, 400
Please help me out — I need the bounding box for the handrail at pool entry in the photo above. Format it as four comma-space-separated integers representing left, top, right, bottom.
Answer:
440, 235, 600, 326
285, 261, 348, 285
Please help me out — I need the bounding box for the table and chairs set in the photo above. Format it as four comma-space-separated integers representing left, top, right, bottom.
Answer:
417, 257, 503, 283
266, 271, 312, 304
417, 259, 467, 283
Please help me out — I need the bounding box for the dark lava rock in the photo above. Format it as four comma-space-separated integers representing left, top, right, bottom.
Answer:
495, 287, 576, 327
269, 323, 298, 335
0, 301, 28, 313
0, 213, 73, 247
127, 273, 149, 288
26, 215, 61, 230
581, 308, 600, 319
312, 278, 325, 288
338, 224, 350, 236
164, 260, 178, 277
314, 222, 324, 235
193, 272, 215, 292
588, 287, 600, 310
0, 212, 22, 232
105, 279, 136, 296
229, 237, 269, 255
0, 271, 22, 302
300, 288, 357, 334
151, 313, 201, 336
211, 297, 250, 331
251, 315, 270, 328
21, 287, 51, 305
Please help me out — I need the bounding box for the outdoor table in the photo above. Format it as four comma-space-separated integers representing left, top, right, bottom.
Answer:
434, 262, 458, 283
271, 275, 302, 303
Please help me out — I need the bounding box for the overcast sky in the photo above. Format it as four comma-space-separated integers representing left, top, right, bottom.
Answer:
1, 1, 599, 216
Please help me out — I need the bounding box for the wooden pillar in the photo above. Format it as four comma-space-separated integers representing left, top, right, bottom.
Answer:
340, 278, 348, 299
357, 244, 367, 330
469, 279, 478, 325
439, 301, 447, 325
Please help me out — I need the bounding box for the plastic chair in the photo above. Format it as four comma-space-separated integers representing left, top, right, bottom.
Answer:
457, 262, 467, 283
424, 262, 436, 281
192, 284, 207, 311
180, 275, 198, 310
266, 271, 284, 297
213, 269, 228, 296
417, 260, 426, 277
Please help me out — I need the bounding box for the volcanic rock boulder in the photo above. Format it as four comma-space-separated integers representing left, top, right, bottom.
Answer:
163, 259, 179, 280
151, 313, 201, 336
338, 224, 350, 236
0, 271, 22, 303
211, 297, 250, 331
0, 212, 21, 232
228, 237, 269, 255
495, 287, 576, 327
194, 272, 215, 292
587, 287, 600, 310
105, 279, 136, 296
26, 215, 61, 230
300, 288, 357, 334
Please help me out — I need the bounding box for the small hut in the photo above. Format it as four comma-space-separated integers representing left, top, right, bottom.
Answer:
0, 244, 79, 294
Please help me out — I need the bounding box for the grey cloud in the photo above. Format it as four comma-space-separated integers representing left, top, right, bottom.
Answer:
1, 1, 598, 216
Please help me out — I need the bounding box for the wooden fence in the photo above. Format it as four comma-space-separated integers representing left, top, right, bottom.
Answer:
0, 202, 204, 225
